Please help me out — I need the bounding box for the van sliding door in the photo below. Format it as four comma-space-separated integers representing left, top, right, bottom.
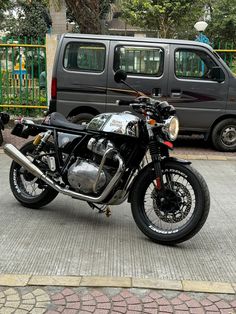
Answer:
107, 41, 169, 113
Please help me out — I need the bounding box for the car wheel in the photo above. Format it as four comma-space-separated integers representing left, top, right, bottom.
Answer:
212, 118, 236, 152
68, 113, 95, 125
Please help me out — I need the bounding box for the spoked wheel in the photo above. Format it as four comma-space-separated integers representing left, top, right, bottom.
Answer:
9, 141, 58, 209
131, 161, 210, 244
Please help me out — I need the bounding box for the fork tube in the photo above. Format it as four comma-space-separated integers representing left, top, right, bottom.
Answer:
149, 137, 164, 191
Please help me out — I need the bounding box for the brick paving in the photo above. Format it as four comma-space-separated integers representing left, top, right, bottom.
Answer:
0, 286, 235, 314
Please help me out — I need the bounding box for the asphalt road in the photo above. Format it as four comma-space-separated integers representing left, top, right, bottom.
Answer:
0, 152, 236, 283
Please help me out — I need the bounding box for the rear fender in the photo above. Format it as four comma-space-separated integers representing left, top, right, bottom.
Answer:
127, 157, 191, 203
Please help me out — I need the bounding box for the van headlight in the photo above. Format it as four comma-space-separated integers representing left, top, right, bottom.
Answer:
162, 116, 179, 141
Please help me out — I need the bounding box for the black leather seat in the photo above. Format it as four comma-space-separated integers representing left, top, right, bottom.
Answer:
48, 112, 86, 131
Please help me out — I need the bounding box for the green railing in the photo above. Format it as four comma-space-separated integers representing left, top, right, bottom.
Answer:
0, 36, 47, 116
213, 42, 236, 73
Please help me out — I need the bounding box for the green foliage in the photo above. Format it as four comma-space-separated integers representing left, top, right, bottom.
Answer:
0, 0, 13, 25
4, 0, 50, 40
121, 0, 236, 43
121, 0, 205, 38
206, 0, 236, 45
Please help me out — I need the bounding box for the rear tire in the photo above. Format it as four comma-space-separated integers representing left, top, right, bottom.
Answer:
68, 113, 94, 125
9, 141, 58, 209
212, 118, 236, 152
130, 161, 210, 245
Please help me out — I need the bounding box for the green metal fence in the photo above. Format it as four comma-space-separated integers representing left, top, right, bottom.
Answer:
0, 36, 47, 116
213, 42, 236, 73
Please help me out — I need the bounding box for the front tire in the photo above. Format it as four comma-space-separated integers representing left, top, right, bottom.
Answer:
9, 141, 58, 209
130, 161, 210, 245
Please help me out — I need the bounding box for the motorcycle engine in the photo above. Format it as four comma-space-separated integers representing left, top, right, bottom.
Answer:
67, 138, 115, 194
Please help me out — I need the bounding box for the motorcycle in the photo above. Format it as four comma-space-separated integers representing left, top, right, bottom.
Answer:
0, 112, 10, 146
4, 70, 210, 245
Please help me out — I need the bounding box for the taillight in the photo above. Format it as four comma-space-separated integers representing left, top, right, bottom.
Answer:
51, 77, 57, 99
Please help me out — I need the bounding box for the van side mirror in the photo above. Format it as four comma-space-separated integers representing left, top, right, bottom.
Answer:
209, 66, 225, 83
114, 69, 127, 83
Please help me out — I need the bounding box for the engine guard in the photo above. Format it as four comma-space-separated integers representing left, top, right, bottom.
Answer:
127, 157, 191, 203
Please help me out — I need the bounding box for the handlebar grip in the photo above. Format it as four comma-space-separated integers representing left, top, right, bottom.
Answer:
116, 100, 131, 106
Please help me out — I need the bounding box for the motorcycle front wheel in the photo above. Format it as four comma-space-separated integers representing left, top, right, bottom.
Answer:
130, 161, 210, 245
9, 141, 58, 209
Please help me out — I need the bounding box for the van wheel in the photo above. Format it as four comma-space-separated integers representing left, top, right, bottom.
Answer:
69, 113, 94, 125
212, 118, 236, 151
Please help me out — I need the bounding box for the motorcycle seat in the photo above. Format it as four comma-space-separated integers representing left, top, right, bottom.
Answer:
48, 112, 86, 131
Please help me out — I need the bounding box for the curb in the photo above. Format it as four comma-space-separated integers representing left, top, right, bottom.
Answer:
0, 274, 235, 295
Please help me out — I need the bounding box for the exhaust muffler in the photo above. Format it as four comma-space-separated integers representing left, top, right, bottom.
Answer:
4, 144, 44, 179
4, 143, 124, 203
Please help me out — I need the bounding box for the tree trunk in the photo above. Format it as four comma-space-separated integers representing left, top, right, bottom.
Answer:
64, 0, 101, 34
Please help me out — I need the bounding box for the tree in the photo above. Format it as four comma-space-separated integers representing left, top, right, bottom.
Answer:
206, 0, 236, 45
4, 0, 51, 40
0, 0, 13, 27
121, 0, 205, 38
64, 0, 113, 34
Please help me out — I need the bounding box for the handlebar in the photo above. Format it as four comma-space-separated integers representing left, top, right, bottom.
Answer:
117, 97, 176, 121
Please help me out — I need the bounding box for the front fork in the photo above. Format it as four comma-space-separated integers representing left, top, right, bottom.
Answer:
149, 137, 167, 194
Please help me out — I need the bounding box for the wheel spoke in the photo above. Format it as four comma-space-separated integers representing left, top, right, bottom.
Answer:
143, 168, 196, 234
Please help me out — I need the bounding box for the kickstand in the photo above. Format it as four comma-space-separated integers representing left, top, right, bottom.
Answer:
87, 202, 111, 217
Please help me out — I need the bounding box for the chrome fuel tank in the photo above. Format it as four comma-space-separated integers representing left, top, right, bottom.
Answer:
87, 112, 140, 137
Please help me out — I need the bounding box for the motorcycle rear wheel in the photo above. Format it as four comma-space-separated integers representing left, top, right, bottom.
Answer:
9, 141, 58, 209
130, 161, 210, 245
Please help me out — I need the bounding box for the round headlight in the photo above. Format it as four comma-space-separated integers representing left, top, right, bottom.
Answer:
163, 116, 179, 141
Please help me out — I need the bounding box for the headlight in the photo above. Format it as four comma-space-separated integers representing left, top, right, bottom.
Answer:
162, 116, 179, 141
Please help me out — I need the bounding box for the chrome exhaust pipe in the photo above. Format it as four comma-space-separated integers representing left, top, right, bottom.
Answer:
4, 144, 44, 178
4, 143, 124, 203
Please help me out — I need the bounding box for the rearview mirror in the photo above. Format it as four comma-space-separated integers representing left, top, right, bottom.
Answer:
114, 69, 127, 83
210, 66, 225, 83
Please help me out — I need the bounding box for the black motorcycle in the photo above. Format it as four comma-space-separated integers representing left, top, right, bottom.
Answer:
0, 112, 10, 146
4, 70, 210, 245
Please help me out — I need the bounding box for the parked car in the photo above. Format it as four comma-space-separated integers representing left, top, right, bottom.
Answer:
49, 33, 236, 152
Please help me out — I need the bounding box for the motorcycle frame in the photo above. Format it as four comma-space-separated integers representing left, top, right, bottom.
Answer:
12, 119, 183, 206
17, 121, 149, 204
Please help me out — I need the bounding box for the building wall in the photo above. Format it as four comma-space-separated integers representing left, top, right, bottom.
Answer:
49, 0, 67, 35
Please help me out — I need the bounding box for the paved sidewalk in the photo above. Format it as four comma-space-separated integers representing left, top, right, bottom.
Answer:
0, 283, 235, 314
0, 128, 236, 313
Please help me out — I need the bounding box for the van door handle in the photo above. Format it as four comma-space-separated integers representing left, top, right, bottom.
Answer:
171, 89, 182, 98
152, 88, 161, 97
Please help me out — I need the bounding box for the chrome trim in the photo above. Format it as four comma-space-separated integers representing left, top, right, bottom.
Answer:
92, 147, 115, 193
4, 144, 125, 203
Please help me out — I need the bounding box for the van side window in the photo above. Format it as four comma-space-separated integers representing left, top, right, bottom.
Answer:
64, 43, 106, 72
175, 49, 217, 80
114, 46, 164, 76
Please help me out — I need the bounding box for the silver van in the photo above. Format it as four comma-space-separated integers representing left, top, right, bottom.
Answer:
49, 33, 236, 152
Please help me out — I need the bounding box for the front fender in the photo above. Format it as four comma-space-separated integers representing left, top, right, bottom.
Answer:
162, 156, 191, 166
127, 157, 191, 203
